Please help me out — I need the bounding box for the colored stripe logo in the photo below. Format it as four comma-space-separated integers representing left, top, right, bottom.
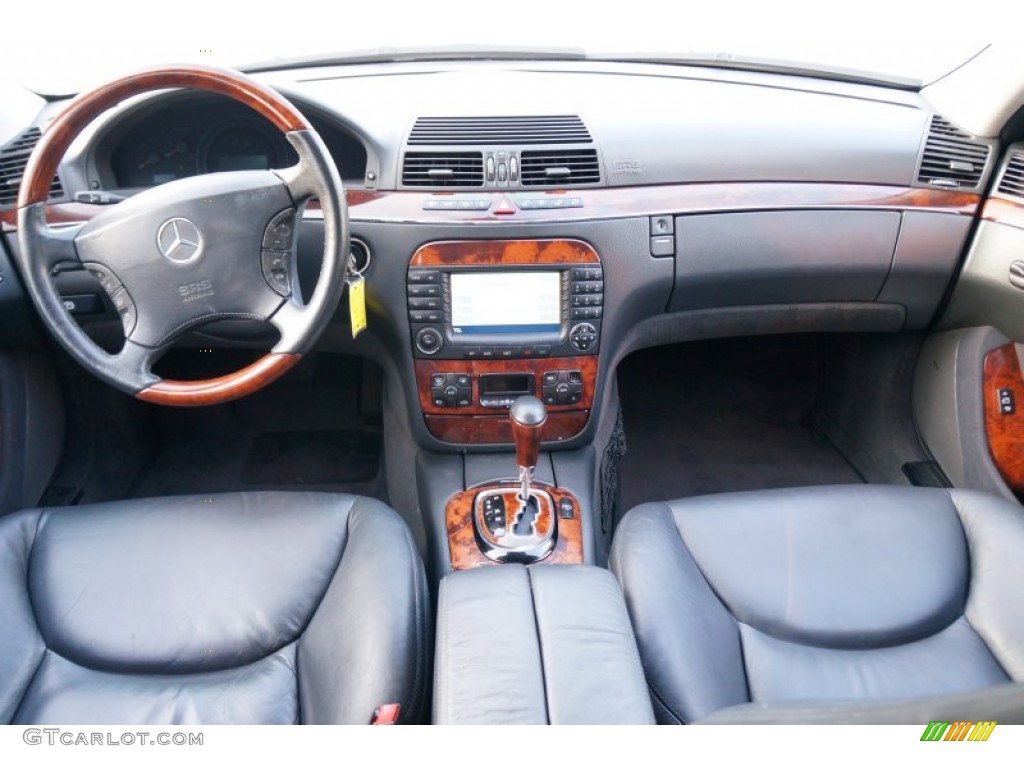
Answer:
920, 721, 997, 741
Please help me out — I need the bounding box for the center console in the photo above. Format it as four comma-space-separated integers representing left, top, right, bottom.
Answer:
444, 394, 584, 570
433, 564, 654, 724
408, 239, 602, 444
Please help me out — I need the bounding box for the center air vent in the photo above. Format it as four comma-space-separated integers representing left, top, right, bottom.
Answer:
916, 115, 991, 191
998, 152, 1024, 200
520, 149, 601, 186
0, 127, 64, 206
408, 116, 591, 145
402, 152, 484, 187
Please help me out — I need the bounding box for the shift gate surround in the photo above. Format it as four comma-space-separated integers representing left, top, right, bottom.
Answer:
473, 487, 557, 564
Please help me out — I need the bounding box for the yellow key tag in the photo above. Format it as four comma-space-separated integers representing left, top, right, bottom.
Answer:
348, 273, 367, 339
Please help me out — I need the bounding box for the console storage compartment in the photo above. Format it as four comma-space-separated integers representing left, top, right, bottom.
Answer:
433, 564, 654, 724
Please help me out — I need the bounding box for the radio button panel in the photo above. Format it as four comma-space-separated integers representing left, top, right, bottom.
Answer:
407, 263, 603, 360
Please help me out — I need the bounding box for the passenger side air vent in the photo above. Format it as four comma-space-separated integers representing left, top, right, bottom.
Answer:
997, 152, 1024, 200
408, 116, 591, 145
520, 149, 601, 186
0, 127, 63, 206
402, 152, 484, 187
916, 115, 990, 191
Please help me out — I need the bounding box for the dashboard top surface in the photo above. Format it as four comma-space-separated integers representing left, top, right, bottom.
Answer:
14, 58, 957, 206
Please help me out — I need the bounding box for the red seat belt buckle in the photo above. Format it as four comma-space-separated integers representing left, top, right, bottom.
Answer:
371, 703, 401, 725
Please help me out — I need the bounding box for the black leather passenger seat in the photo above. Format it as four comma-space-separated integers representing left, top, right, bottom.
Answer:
611, 485, 1024, 724
0, 492, 429, 724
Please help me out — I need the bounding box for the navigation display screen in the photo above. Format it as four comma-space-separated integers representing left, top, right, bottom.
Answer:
450, 272, 561, 335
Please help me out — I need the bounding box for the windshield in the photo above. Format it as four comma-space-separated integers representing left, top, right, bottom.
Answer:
4, 7, 986, 96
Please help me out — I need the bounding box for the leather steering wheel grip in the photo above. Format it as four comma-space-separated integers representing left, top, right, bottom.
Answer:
16, 64, 347, 407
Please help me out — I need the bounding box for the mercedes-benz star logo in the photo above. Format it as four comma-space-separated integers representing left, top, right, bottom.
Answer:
156, 217, 204, 265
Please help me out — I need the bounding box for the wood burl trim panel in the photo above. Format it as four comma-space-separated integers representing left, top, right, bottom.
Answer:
983, 343, 1024, 494
136, 353, 301, 407
411, 238, 600, 267
446, 483, 584, 570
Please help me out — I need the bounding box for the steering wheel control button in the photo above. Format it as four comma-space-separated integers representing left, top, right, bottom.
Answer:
262, 209, 297, 251
261, 250, 292, 297
109, 286, 138, 336
86, 264, 123, 295
156, 217, 204, 265
415, 327, 443, 355
570, 323, 598, 352
84, 263, 136, 333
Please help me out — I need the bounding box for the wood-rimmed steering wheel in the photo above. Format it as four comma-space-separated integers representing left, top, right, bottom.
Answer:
16, 64, 348, 406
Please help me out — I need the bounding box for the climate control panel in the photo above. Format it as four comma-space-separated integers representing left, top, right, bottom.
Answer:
414, 356, 598, 443
429, 372, 473, 408
541, 369, 584, 406
424, 367, 584, 409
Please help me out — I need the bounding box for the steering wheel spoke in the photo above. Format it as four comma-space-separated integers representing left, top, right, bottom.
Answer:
19, 206, 84, 272
277, 161, 317, 204
113, 338, 163, 384
268, 298, 310, 353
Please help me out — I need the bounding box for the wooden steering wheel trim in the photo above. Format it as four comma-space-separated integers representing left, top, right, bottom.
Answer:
136, 353, 302, 406
19, 65, 315, 407
18, 64, 310, 207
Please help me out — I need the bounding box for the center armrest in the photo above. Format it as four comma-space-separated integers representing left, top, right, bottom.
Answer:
433, 564, 655, 724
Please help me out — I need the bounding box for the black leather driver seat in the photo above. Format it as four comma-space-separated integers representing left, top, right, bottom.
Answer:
610, 485, 1024, 724
0, 492, 428, 724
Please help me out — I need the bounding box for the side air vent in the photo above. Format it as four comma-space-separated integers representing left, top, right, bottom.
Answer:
402, 152, 484, 187
0, 127, 63, 206
916, 115, 990, 191
408, 116, 591, 145
998, 153, 1024, 199
520, 149, 601, 186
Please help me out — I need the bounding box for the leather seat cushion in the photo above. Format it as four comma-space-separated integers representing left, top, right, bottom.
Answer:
0, 491, 428, 724
610, 485, 1024, 723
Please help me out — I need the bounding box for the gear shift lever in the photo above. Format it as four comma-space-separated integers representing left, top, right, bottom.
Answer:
509, 395, 547, 504
469, 394, 557, 563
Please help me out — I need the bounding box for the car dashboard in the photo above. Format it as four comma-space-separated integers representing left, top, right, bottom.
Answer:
1, 59, 1010, 457
3, 54, 1024, 730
